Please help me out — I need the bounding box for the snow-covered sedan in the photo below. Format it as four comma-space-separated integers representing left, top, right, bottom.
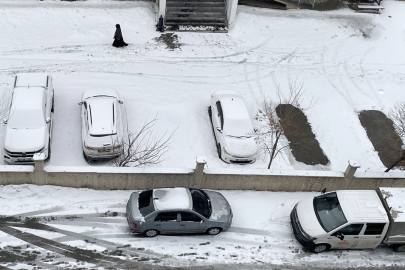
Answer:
78, 88, 124, 160
3, 73, 54, 164
126, 187, 233, 237
208, 90, 257, 164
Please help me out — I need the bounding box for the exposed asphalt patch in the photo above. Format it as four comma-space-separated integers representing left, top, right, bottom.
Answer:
154, 33, 181, 50
358, 110, 405, 169
276, 104, 329, 166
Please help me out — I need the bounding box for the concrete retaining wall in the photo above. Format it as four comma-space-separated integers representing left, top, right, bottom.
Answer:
1, 159, 405, 191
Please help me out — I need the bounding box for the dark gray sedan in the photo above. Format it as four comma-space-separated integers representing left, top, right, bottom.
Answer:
126, 187, 233, 237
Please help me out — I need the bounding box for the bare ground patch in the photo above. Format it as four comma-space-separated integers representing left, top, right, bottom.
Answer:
358, 110, 405, 169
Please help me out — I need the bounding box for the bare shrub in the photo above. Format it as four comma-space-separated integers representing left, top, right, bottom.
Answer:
253, 80, 314, 169
113, 117, 176, 167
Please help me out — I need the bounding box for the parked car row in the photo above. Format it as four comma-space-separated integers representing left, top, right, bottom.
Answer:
126, 187, 405, 255
3, 73, 258, 165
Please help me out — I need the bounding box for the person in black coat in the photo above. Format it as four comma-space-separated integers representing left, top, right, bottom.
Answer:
112, 24, 128, 47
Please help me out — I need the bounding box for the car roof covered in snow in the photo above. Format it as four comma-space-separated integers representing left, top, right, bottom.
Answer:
82, 88, 119, 100
87, 97, 117, 136
15, 73, 49, 88
8, 87, 46, 129
153, 188, 192, 211
213, 91, 253, 136
337, 190, 389, 222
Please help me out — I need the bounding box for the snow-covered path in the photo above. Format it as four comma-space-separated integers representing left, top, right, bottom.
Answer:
1, 1, 405, 172
0, 185, 404, 269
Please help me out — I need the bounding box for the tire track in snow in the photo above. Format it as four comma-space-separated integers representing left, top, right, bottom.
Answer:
360, 47, 384, 109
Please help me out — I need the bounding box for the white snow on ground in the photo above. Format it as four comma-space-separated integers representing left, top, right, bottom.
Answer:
0, 185, 404, 268
0, 1, 404, 172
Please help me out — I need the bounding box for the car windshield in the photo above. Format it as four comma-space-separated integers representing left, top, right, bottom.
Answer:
189, 189, 211, 219
138, 190, 155, 216
313, 192, 347, 232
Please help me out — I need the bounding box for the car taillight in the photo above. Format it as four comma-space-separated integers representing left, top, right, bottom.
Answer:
113, 143, 123, 149
132, 222, 137, 228
84, 142, 95, 150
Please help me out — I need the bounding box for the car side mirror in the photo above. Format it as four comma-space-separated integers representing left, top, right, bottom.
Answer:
45, 117, 51, 123
118, 100, 124, 104
3, 118, 7, 124
334, 232, 344, 240
216, 128, 222, 133
78, 101, 83, 105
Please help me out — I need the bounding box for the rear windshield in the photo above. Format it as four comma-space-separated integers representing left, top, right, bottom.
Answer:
189, 189, 211, 219
314, 192, 347, 232
138, 190, 155, 216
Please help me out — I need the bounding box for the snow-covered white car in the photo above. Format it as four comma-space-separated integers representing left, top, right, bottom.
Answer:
3, 73, 54, 164
208, 90, 257, 164
78, 88, 125, 160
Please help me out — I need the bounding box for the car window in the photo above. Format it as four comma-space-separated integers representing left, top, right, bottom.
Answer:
216, 101, 224, 130
364, 223, 386, 235
313, 192, 347, 232
189, 189, 211, 219
335, 224, 364, 236
181, 212, 202, 222
154, 212, 178, 222
138, 190, 155, 216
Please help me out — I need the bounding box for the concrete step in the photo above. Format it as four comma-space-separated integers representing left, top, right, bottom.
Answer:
168, 11, 225, 16
165, 24, 228, 33
165, 21, 227, 26
166, 6, 225, 11
165, 17, 227, 23
167, 0, 224, 2
167, 1, 225, 6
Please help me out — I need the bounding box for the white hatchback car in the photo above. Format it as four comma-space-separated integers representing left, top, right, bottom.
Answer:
3, 73, 54, 164
78, 88, 125, 160
208, 90, 257, 164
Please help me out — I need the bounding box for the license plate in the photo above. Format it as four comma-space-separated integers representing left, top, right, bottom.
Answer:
236, 159, 248, 161
17, 158, 31, 162
98, 149, 111, 153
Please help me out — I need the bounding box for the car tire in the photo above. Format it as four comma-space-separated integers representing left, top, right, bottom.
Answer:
51, 97, 54, 113
217, 144, 222, 159
206, 227, 221, 236
208, 106, 212, 118
394, 244, 405, 252
143, 229, 159, 237
310, 244, 330, 253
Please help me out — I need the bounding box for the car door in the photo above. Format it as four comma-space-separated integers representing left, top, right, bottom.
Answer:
214, 101, 224, 145
179, 212, 207, 233
353, 223, 388, 249
328, 223, 364, 249
153, 212, 180, 234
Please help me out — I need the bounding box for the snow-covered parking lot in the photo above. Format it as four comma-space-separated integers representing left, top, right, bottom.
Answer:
1, 0, 405, 269
0, 0, 405, 171
1, 185, 405, 269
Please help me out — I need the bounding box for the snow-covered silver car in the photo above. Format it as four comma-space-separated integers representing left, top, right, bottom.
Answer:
208, 90, 257, 164
78, 88, 124, 160
126, 187, 233, 237
3, 73, 54, 164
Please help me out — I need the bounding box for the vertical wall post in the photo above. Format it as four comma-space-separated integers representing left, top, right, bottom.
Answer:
159, 0, 167, 20
226, 0, 239, 30
341, 160, 360, 189
33, 153, 46, 185
193, 156, 207, 188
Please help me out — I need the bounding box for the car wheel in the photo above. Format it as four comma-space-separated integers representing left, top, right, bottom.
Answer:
206, 227, 221, 236
217, 144, 222, 159
51, 97, 54, 113
310, 244, 330, 253
144, 229, 159, 237
394, 244, 405, 252
208, 106, 212, 118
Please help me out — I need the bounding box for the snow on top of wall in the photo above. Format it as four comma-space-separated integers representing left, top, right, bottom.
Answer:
0, 165, 34, 172
45, 166, 193, 174
379, 187, 405, 222
204, 168, 344, 177
355, 172, 405, 179
153, 188, 191, 211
